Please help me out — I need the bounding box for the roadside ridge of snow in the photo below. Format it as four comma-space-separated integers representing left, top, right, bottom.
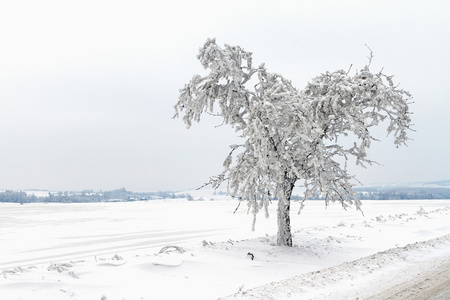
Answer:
221, 234, 450, 299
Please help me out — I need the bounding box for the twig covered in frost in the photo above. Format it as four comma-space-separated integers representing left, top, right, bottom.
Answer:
159, 245, 186, 254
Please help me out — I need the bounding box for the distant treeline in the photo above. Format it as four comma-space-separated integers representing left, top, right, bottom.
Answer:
0, 188, 193, 204
1, 187, 449, 203
354, 187, 450, 200
290, 187, 450, 201
286, 188, 447, 201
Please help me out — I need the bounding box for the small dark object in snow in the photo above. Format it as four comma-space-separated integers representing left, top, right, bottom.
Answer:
247, 252, 254, 260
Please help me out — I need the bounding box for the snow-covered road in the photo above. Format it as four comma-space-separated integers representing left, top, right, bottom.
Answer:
369, 259, 450, 300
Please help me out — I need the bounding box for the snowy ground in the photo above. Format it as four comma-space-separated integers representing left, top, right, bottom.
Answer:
0, 199, 449, 299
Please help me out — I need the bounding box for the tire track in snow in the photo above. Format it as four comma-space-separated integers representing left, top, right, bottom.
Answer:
15, 228, 227, 254
0, 228, 228, 270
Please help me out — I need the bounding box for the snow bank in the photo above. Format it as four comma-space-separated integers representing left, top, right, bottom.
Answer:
221, 234, 450, 299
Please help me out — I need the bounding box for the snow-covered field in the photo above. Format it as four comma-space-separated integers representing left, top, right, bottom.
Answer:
1, 199, 449, 299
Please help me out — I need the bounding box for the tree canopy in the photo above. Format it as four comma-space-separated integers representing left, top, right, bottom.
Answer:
174, 38, 412, 245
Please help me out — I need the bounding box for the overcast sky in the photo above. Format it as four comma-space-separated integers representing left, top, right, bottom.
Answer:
0, 0, 449, 192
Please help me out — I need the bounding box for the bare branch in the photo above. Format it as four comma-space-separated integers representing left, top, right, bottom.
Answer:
346, 64, 353, 75
365, 44, 374, 66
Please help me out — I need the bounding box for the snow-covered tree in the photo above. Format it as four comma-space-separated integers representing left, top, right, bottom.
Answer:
174, 39, 412, 246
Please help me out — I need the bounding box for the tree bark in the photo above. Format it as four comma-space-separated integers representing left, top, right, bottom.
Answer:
276, 176, 296, 246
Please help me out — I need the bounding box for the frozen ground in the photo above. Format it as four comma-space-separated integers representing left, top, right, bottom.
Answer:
0, 199, 449, 299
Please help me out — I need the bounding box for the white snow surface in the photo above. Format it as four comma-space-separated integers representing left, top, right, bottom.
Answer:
1, 199, 449, 299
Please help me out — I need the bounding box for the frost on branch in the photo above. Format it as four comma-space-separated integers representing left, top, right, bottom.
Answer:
174, 39, 412, 246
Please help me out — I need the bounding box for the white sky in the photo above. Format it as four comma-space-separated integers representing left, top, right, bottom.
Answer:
0, 0, 449, 192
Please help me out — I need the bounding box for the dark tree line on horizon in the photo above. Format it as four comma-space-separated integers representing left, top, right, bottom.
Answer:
354, 187, 450, 200
0, 188, 192, 204
1, 187, 449, 203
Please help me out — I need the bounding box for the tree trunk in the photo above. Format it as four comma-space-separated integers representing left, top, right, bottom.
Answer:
277, 176, 296, 246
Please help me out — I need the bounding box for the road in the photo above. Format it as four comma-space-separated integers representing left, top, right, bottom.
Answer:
368, 260, 450, 300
